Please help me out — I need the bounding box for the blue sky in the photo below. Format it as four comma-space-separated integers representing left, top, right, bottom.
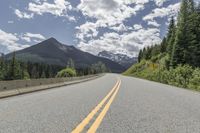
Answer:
0, 0, 181, 57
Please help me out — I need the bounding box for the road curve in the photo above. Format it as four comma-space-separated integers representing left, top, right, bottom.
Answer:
0, 74, 200, 133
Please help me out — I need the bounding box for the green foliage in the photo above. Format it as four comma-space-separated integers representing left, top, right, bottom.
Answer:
56, 68, 77, 78
124, 59, 200, 90
188, 68, 200, 90
8, 52, 21, 80
171, 0, 198, 67
168, 65, 193, 88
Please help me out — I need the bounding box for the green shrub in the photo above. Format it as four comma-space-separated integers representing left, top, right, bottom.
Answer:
169, 65, 193, 88
188, 68, 200, 90
56, 68, 76, 78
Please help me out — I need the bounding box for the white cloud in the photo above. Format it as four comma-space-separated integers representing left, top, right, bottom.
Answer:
0, 29, 46, 53
28, 0, 72, 16
76, 0, 168, 57
147, 20, 160, 27
20, 33, 46, 43
76, 22, 100, 41
76, 0, 148, 42
153, 0, 169, 7
143, 3, 180, 21
15, 9, 34, 19
133, 24, 143, 30
77, 0, 147, 27
78, 27, 161, 57
0, 29, 29, 53
110, 23, 131, 32
15, 0, 75, 21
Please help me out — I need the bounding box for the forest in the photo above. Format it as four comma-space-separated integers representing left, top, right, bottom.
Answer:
124, 0, 200, 90
0, 52, 108, 81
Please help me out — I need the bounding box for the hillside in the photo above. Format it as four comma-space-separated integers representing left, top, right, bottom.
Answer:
5, 38, 125, 73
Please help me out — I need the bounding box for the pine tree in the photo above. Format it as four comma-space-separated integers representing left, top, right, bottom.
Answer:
0, 56, 4, 80
171, 0, 194, 67
138, 50, 142, 63
166, 17, 176, 61
9, 52, 21, 80
20, 63, 30, 79
160, 37, 167, 53
190, 4, 200, 67
31, 66, 39, 79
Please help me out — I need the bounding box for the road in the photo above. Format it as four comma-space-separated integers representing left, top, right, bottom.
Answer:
0, 74, 200, 133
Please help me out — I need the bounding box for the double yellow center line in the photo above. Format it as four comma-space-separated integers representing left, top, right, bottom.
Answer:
71, 78, 121, 133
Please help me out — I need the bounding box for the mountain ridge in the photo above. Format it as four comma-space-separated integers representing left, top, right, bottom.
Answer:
5, 38, 125, 73
98, 50, 137, 69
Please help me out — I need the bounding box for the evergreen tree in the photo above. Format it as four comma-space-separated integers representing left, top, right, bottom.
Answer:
138, 50, 142, 63
9, 52, 21, 80
166, 17, 176, 61
20, 63, 30, 79
0, 56, 4, 80
160, 37, 167, 53
171, 0, 194, 67
187, 4, 200, 67
31, 66, 39, 79
151, 44, 161, 57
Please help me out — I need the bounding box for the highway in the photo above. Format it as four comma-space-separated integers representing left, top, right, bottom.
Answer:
0, 74, 200, 133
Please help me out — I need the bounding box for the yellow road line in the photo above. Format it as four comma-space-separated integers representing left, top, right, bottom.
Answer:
71, 79, 120, 133
87, 80, 121, 133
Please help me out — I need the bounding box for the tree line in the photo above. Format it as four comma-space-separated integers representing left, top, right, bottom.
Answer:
138, 0, 200, 68
0, 52, 63, 80
0, 53, 109, 80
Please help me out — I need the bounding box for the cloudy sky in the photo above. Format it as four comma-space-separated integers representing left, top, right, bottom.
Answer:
0, 0, 181, 57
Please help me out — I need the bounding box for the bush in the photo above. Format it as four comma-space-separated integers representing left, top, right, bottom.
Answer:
124, 60, 200, 90
56, 68, 76, 78
188, 68, 200, 90
169, 65, 193, 88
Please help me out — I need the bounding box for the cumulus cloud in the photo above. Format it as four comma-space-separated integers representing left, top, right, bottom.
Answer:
76, 0, 148, 43
0, 29, 29, 53
153, 0, 169, 7
78, 0, 146, 27
0, 29, 46, 53
109, 23, 132, 32
15, 0, 75, 21
15, 9, 34, 19
76, 22, 99, 41
147, 20, 160, 27
76, 0, 172, 57
133, 24, 143, 30
20, 33, 46, 43
143, 3, 180, 21
78, 27, 161, 57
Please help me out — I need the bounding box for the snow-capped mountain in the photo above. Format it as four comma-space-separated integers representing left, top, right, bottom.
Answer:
98, 51, 137, 69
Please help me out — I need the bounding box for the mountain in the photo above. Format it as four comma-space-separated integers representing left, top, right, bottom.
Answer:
98, 50, 137, 69
5, 38, 125, 73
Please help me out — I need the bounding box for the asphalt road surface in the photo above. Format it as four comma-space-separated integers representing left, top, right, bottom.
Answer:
0, 74, 200, 133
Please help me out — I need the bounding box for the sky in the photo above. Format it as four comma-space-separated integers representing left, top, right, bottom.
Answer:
0, 0, 182, 57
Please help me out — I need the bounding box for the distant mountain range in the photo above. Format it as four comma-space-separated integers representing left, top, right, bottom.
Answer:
5, 38, 125, 73
98, 51, 137, 69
